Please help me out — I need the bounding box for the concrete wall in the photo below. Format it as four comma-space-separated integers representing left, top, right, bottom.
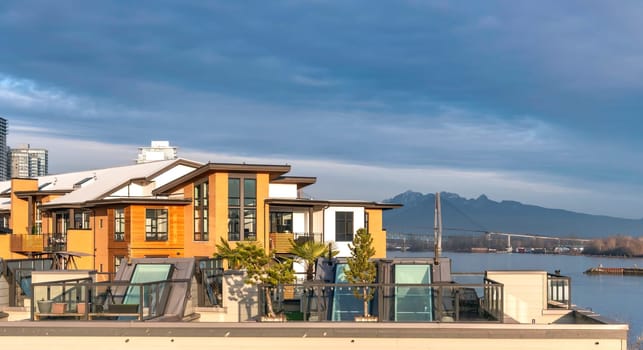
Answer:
0, 322, 628, 350
486, 270, 572, 324
220, 270, 259, 322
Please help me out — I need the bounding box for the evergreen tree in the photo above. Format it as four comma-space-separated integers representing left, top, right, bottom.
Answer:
344, 228, 377, 317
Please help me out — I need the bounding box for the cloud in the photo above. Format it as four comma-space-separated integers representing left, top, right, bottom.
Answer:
3, 1, 643, 219
0, 74, 79, 111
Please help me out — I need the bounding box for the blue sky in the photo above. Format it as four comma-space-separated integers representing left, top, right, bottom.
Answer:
2, 1, 643, 218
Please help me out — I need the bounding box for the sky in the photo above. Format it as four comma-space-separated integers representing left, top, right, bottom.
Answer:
2, 1, 643, 219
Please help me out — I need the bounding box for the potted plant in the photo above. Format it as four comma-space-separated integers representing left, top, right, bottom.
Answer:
215, 240, 295, 321
37, 299, 53, 313
344, 228, 378, 322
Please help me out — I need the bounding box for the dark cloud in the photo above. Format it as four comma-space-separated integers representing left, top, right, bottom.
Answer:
2, 0, 643, 216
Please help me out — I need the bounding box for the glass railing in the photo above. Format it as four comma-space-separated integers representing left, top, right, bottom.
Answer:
30, 278, 191, 321
258, 279, 504, 323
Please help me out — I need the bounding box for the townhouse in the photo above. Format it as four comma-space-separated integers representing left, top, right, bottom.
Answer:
0, 158, 400, 273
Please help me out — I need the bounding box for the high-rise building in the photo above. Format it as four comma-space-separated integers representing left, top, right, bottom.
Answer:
0, 117, 7, 180
136, 140, 178, 163
9, 144, 48, 178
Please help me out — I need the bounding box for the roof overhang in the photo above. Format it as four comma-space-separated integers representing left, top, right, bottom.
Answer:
154, 162, 292, 195
271, 176, 317, 189
4, 190, 72, 199
41, 197, 192, 210
266, 198, 402, 210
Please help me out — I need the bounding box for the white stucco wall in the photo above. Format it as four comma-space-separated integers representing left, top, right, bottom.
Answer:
268, 184, 298, 198
292, 212, 306, 233
324, 207, 365, 257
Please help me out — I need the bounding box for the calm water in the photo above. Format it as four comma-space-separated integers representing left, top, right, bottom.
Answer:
389, 250, 643, 345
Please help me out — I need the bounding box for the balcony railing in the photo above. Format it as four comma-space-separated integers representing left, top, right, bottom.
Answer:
258, 279, 504, 323
31, 277, 191, 321
269, 232, 323, 254
10, 234, 45, 253
547, 273, 571, 309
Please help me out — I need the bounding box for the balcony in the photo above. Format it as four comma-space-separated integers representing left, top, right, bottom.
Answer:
31, 277, 191, 321
547, 273, 571, 309
269, 232, 323, 254
257, 279, 504, 322
10, 234, 45, 254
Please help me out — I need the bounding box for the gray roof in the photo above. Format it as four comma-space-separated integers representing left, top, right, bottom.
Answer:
0, 159, 202, 209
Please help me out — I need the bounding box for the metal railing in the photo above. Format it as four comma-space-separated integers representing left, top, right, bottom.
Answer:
30, 277, 191, 321
258, 279, 504, 323
3, 258, 54, 307
269, 232, 324, 253
547, 273, 571, 309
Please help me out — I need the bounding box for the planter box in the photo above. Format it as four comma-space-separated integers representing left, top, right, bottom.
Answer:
52, 302, 67, 314
260, 315, 287, 322
354, 315, 379, 322
77, 302, 89, 314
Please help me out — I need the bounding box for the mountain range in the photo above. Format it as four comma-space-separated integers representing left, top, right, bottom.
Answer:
382, 191, 643, 238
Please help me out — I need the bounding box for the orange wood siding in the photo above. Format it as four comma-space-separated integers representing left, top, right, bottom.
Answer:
256, 173, 269, 251
128, 204, 185, 258
93, 208, 109, 272
212, 172, 229, 252
66, 229, 94, 269
10, 178, 38, 234
366, 209, 387, 259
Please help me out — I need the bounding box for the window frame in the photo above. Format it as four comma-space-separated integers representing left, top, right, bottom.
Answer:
114, 208, 125, 241
228, 175, 257, 241
335, 211, 354, 242
145, 208, 168, 241
194, 181, 209, 241
270, 211, 293, 233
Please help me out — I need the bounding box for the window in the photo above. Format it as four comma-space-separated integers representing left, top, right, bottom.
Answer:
114, 208, 125, 241
114, 255, 125, 273
146, 209, 168, 241
335, 211, 354, 241
228, 177, 256, 241
194, 181, 209, 241
270, 211, 293, 233
364, 212, 370, 234
73, 210, 91, 229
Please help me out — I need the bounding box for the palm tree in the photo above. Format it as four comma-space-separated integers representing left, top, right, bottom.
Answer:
289, 239, 337, 281
214, 237, 242, 269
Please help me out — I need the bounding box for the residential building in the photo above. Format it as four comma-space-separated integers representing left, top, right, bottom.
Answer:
8, 144, 48, 178
136, 140, 177, 163
0, 117, 7, 181
0, 158, 399, 273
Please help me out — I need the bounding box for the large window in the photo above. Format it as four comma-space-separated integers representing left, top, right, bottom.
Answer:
228, 177, 256, 241
114, 208, 125, 241
194, 181, 209, 241
335, 211, 354, 242
146, 209, 168, 241
73, 210, 91, 229
270, 211, 293, 233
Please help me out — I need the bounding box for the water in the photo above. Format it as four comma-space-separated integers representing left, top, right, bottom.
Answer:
389, 250, 643, 345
